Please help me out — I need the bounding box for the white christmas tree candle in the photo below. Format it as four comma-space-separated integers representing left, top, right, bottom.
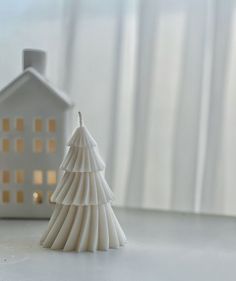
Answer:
40, 112, 127, 252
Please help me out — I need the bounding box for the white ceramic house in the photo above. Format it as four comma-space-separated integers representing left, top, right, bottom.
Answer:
0, 49, 72, 218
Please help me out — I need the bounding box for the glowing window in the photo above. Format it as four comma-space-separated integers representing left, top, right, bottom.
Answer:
34, 118, 42, 132
16, 118, 24, 131
2, 118, 10, 132
34, 139, 43, 153
2, 138, 10, 152
47, 139, 56, 153
48, 191, 53, 203
2, 191, 10, 203
48, 119, 56, 132
16, 190, 24, 203
33, 170, 43, 185
2, 170, 10, 184
33, 191, 42, 204
15, 170, 24, 184
16, 138, 24, 153
47, 170, 56, 185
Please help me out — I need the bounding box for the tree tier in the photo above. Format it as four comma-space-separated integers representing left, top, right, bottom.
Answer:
67, 126, 97, 147
60, 146, 105, 172
40, 203, 127, 252
51, 172, 113, 206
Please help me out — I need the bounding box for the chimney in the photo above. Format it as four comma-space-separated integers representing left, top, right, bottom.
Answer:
23, 49, 46, 75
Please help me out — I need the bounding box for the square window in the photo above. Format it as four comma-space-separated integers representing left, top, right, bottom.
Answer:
33, 191, 42, 204
2, 118, 10, 132
16, 138, 24, 153
47, 170, 56, 185
2, 170, 10, 184
2, 138, 10, 152
2, 190, 10, 203
34, 118, 42, 132
16, 118, 24, 131
48, 119, 56, 132
33, 170, 43, 185
47, 139, 56, 153
34, 139, 43, 153
15, 170, 24, 184
16, 190, 24, 203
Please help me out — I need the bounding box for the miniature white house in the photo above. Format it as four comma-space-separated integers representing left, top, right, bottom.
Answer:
0, 49, 72, 218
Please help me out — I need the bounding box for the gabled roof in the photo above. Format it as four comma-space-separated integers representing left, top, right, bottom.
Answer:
0, 67, 73, 107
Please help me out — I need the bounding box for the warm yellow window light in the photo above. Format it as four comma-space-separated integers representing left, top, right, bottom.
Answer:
34, 118, 42, 132
34, 139, 43, 153
33, 170, 43, 185
47, 170, 56, 185
16, 118, 24, 131
16, 138, 24, 153
48, 191, 53, 203
2, 118, 10, 132
48, 139, 56, 153
16, 190, 24, 203
15, 170, 24, 184
48, 118, 56, 132
2, 138, 10, 152
33, 191, 42, 204
2, 190, 10, 203
2, 170, 10, 184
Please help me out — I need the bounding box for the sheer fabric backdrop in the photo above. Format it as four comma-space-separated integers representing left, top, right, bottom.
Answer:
1, 0, 236, 216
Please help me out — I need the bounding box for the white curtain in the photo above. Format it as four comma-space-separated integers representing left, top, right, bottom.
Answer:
1, 0, 236, 216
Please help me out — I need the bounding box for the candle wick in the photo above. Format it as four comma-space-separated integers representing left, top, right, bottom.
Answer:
78, 111, 83, 127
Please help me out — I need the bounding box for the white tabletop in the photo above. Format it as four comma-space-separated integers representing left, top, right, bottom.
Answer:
0, 207, 236, 281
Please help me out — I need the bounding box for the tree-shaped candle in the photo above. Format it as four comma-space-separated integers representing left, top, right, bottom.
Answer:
40, 112, 127, 252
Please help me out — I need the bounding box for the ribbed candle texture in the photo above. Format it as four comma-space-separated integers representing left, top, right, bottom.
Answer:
40, 113, 127, 252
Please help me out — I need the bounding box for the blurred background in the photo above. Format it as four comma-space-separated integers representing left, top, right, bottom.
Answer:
1, 0, 236, 216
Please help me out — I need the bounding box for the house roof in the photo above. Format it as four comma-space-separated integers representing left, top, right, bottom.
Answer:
0, 67, 73, 107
